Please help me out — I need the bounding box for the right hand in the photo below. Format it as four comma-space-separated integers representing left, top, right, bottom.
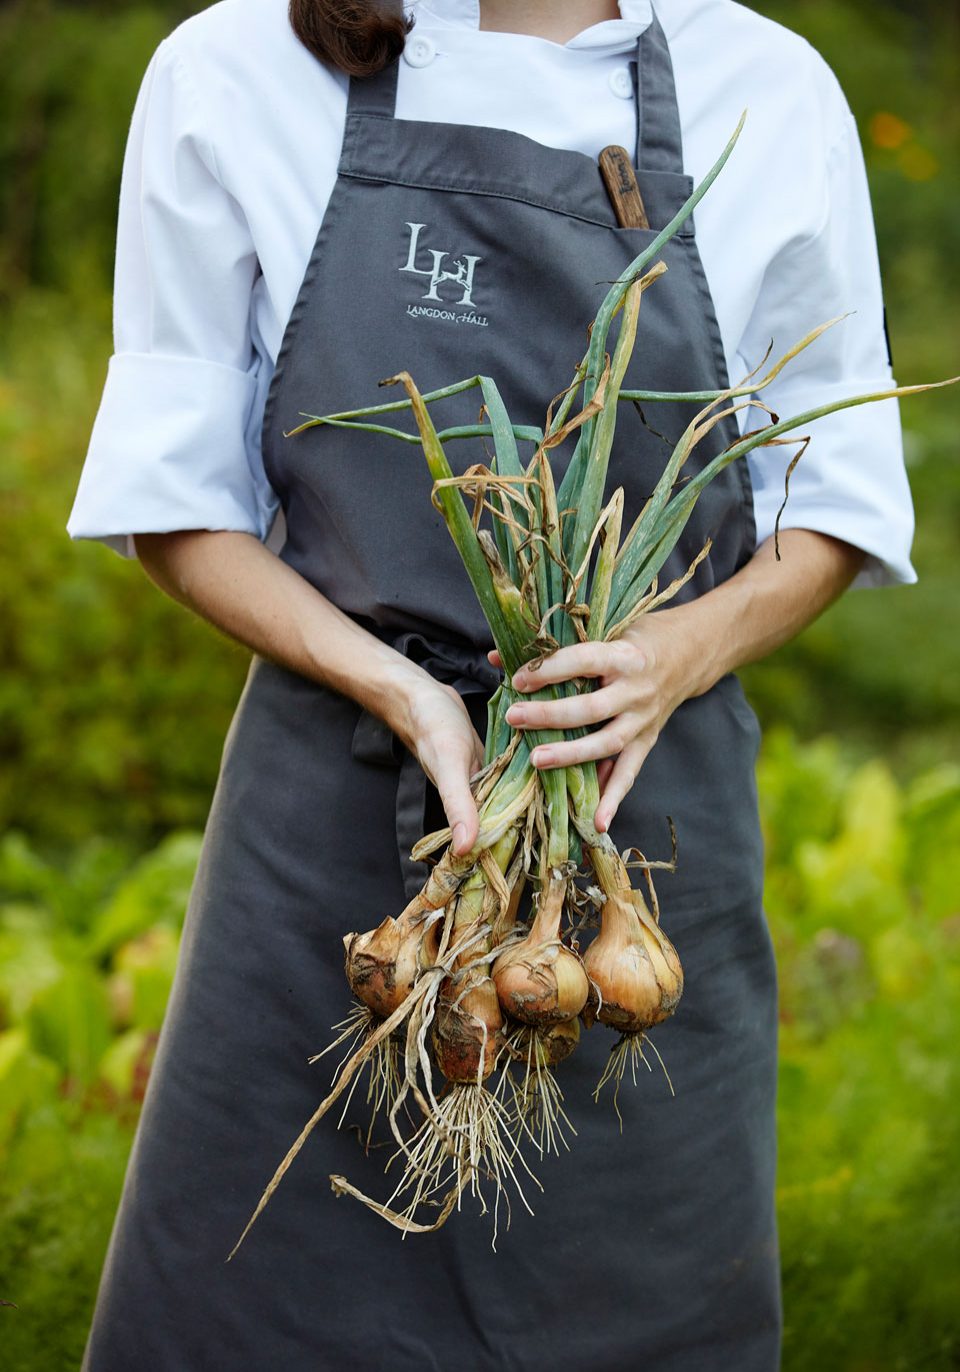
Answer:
398, 681, 485, 856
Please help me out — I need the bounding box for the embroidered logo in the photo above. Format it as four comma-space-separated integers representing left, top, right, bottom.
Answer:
399, 222, 489, 326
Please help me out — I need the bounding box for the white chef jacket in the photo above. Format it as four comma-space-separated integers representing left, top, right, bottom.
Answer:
65, 0, 916, 590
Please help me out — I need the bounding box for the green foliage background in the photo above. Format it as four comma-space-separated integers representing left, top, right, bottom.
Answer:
0, 1, 957, 1368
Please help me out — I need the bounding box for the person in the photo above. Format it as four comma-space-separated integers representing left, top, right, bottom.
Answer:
65, 0, 914, 1367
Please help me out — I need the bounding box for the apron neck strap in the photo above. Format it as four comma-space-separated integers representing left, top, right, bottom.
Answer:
632, 8, 685, 174
346, 55, 400, 118
345, 8, 686, 177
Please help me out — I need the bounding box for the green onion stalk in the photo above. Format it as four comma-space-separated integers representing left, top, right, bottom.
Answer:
228, 115, 957, 1252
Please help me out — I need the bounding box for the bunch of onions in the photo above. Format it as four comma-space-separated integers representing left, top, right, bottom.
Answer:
228, 113, 956, 1253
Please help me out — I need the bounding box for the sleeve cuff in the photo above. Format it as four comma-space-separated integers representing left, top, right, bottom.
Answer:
65, 352, 279, 559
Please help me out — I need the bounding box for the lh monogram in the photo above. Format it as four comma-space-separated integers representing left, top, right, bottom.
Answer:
399, 222, 481, 307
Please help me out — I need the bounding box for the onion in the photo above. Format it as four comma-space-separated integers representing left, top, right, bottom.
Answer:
536, 1014, 580, 1066
506, 1016, 580, 1157
342, 845, 473, 1018
492, 872, 589, 1025
581, 840, 683, 1031
344, 907, 440, 1020
581, 889, 682, 1032
229, 111, 960, 1242
432, 973, 504, 1084
506, 1014, 580, 1069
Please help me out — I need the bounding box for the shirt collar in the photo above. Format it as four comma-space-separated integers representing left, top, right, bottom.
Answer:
408, 1, 654, 50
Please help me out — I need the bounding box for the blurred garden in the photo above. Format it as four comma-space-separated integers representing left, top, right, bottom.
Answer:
0, 0, 957, 1367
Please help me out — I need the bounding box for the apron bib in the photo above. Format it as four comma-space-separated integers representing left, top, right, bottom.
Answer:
81, 12, 782, 1370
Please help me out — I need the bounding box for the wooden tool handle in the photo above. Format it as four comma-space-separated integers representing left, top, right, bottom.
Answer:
598, 145, 650, 229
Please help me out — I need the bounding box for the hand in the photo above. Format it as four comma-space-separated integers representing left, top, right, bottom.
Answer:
396, 680, 486, 856
489, 610, 702, 833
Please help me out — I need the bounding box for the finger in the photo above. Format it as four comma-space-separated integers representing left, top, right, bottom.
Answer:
433, 753, 481, 854
529, 717, 637, 770
504, 683, 626, 731
596, 757, 615, 792
487, 649, 503, 669
595, 738, 652, 832
512, 639, 638, 691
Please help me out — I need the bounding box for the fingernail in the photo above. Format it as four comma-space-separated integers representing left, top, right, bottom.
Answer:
531, 749, 549, 767
505, 706, 521, 724
453, 822, 467, 851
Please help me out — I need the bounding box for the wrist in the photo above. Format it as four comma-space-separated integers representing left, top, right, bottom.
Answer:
368, 659, 446, 753
300, 614, 434, 749
359, 660, 430, 751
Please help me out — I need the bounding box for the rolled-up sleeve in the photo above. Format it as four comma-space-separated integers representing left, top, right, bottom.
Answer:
739, 104, 916, 590
66, 38, 279, 559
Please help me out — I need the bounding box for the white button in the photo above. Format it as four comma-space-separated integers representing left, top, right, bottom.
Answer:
403, 35, 436, 67
609, 66, 633, 99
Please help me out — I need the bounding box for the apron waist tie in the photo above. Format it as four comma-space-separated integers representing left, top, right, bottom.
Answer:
349, 629, 501, 901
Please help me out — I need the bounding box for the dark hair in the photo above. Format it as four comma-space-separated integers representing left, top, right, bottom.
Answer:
288, 1, 413, 77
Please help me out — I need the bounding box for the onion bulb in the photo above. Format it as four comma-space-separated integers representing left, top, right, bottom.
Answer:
492, 872, 589, 1025
342, 846, 475, 1019
581, 889, 683, 1032
432, 974, 504, 1083
344, 907, 440, 1020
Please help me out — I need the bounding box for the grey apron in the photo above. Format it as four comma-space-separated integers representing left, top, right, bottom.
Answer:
81, 12, 782, 1370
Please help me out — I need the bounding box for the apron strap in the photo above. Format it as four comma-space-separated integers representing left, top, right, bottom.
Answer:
346, 52, 400, 119
347, 8, 685, 179
632, 7, 686, 174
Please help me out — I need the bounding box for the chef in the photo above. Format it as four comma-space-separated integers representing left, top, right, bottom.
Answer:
67, 2, 913, 1368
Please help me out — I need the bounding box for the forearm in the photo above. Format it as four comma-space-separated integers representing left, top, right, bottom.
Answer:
132, 529, 430, 745
639, 529, 867, 697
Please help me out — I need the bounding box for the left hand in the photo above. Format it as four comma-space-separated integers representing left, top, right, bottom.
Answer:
489, 610, 702, 833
